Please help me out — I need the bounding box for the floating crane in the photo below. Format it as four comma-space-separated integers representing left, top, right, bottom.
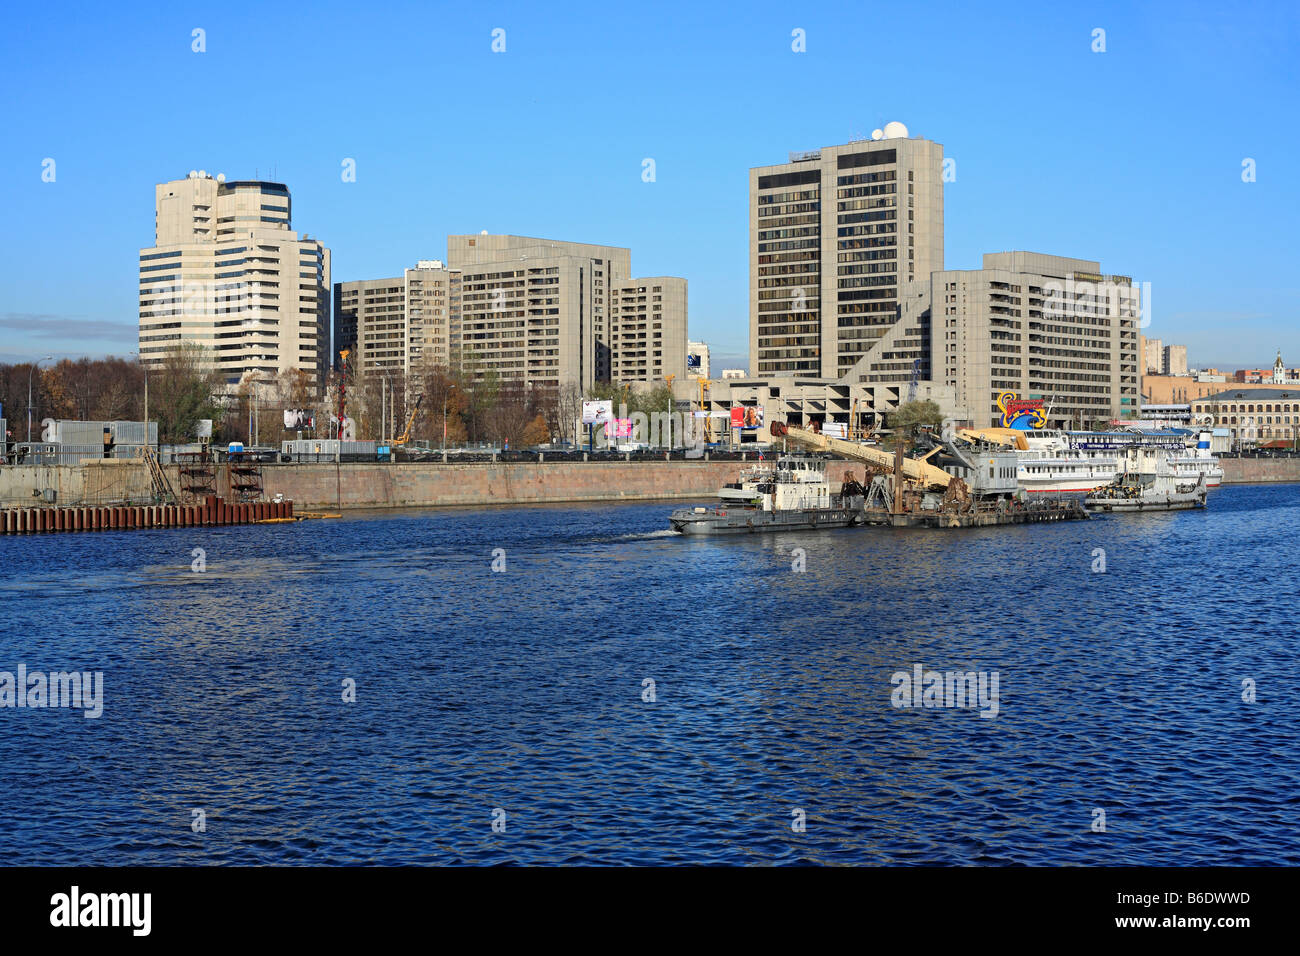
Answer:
770, 421, 954, 490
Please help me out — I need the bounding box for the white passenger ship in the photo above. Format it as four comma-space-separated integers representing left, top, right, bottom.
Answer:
1015, 429, 1222, 494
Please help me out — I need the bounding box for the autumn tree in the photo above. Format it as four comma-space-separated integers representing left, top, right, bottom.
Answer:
150, 345, 224, 443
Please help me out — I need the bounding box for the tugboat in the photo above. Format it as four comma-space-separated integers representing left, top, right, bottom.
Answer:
668, 454, 862, 535
1084, 446, 1208, 512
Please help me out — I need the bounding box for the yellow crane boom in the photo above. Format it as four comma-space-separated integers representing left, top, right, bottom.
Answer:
770, 422, 954, 490
392, 395, 424, 446
956, 427, 1028, 451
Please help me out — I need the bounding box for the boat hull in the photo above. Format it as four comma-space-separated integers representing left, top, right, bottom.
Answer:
1085, 498, 1206, 512
669, 507, 859, 535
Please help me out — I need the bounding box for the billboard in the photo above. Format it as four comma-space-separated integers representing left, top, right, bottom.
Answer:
730, 405, 764, 430
686, 353, 701, 369
603, 418, 633, 439
996, 392, 1047, 430
283, 409, 315, 429
582, 400, 613, 424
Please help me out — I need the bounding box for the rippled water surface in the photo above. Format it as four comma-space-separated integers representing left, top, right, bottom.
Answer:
1, 484, 1298, 865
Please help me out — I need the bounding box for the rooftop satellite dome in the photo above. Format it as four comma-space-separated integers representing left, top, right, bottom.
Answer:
216, 173, 225, 183
871, 129, 883, 140
198, 170, 207, 178
480, 229, 489, 235
883, 121, 909, 139
189, 170, 198, 178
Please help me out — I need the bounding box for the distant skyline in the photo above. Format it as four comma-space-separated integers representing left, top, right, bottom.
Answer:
2, 0, 1297, 374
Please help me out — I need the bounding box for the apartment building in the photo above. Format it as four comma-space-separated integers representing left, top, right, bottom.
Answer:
749, 129, 944, 379
447, 234, 687, 390
333, 260, 460, 379
607, 278, 688, 383
1141, 335, 1163, 374
1162, 344, 1188, 377
138, 171, 330, 386
933, 252, 1140, 428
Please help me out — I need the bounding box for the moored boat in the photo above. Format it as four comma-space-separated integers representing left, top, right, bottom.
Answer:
668, 454, 861, 534
1084, 446, 1208, 512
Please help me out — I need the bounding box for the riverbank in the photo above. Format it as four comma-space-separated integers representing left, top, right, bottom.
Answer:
3, 455, 1296, 513
1220, 457, 1300, 484
260, 459, 742, 510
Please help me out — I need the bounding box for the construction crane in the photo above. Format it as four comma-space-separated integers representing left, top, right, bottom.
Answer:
697, 377, 712, 444
770, 421, 954, 490
849, 398, 877, 442
392, 395, 424, 446
336, 349, 351, 437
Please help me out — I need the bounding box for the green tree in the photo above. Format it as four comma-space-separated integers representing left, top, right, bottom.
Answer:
887, 399, 943, 448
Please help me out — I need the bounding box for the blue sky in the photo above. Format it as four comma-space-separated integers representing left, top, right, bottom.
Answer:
1, 0, 1296, 372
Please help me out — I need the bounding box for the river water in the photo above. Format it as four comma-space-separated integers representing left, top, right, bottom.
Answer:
1, 484, 1297, 865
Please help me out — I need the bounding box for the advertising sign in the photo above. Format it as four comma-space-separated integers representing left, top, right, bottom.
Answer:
686, 353, 701, 369
283, 409, 314, 429
603, 418, 633, 439
730, 405, 764, 430
996, 392, 1047, 430
582, 400, 613, 425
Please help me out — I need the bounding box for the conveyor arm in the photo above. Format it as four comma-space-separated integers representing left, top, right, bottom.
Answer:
770, 422, 953, 490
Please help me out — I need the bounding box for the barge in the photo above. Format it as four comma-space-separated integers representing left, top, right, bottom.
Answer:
669, 422, 1089, 534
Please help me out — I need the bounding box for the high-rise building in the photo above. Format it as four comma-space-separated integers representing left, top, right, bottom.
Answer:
138, 171, 330, 386
448, 234, 628, 390
749, 130, 944, 379
932, 252, 1141, 427
447, 234, 686, 390
1161, 344, 1188, 377
333, 260, 460, 379
607, 278, 688, 383
1141, 335, 1163, 374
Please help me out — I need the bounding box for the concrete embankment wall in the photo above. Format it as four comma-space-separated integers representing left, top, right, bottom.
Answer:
1221, 458, 1300, 484
7, 456, 1293, 513
260, 460, 742, 510
0, 460, 154, 509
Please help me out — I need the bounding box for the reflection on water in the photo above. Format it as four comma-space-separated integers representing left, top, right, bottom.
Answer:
1, 486, 1297, 864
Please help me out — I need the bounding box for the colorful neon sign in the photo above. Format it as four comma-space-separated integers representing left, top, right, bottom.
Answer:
997, 392, 1047, 430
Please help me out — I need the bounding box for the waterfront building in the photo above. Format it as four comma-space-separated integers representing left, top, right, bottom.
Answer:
447, 234, 686, 390
608, 278, 688, 383
749, 128, 945, 379
333, 260, 460, 379
924, 252, 1141, 428
720, 249, 1140, 435
1192, 387, 1300, 446
138, 171, 330, 387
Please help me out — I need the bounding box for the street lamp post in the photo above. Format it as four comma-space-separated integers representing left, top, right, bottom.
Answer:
27, 355, 52, 443
131, 351, 151, 448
